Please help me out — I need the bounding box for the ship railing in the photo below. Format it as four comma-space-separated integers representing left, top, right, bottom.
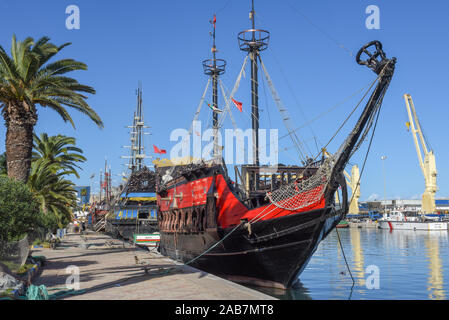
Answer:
234, 164, 320, 196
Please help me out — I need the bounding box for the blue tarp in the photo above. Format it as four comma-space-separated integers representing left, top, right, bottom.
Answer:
120, 192, 156, 198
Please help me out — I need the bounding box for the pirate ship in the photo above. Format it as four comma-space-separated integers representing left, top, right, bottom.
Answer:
154, 2, 397, 289
105, 84, 158, 240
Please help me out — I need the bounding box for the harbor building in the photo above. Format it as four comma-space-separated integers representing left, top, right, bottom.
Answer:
359, 199, 449, 214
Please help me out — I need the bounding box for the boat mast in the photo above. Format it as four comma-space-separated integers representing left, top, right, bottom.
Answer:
136, 82, 143, 170
238, 0, 270, 166
122, 83, 152, 173
203, 15, 226, 159
250, 1, 259, 166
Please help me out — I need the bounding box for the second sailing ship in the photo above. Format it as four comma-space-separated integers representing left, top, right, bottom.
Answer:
105, 84, 159, 241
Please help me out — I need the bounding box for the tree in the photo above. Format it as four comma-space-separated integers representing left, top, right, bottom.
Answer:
0, 35, 103, 183
32, 133, 86, 178
27, 160, 77, 228
0, 176, 40, 242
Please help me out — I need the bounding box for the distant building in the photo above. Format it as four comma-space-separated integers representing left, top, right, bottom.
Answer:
435, 199, 449, 211
360, 198, 449, 213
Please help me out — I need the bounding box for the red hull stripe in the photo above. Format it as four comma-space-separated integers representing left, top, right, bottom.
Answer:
157, 174, 326, 229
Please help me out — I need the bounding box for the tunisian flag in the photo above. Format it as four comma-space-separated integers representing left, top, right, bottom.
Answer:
153, 145, 167, 154
231, 98, 243, 112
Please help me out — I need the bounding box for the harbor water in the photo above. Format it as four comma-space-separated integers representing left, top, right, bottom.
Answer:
252, 227, 449, 300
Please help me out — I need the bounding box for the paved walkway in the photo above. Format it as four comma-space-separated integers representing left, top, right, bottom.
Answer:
31, 232, 276, 300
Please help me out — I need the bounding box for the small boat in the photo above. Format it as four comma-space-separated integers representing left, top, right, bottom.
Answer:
378, 210, 448, 231
336, 220, 349, 228
133, 232, 161, 248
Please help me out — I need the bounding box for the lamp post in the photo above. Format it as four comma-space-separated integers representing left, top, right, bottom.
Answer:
381, 155, 387, 213
89, 173, 95, 203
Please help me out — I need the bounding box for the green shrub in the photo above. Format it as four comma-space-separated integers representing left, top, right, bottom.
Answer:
0, 176, 41, 242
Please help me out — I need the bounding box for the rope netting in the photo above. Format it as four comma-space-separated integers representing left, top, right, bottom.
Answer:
266, 156, 335, 211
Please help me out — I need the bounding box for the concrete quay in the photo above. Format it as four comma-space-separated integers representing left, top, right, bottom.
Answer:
30, 232, 276, 300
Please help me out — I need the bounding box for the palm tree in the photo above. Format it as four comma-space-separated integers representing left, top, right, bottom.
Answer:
0, 35, 103, 182
32, 133, 86, 178
27, 159, 77, 227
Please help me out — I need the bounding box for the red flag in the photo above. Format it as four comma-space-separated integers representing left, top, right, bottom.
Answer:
101, 181, 107, 189
231, 98, 243, 112
213, 15, 216, 29
153, 145, 167, 154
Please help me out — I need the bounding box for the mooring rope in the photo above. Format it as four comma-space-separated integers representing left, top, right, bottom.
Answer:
335, 93, 384, 299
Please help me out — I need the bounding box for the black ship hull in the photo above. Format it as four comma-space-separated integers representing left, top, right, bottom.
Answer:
159, 206, 343, 289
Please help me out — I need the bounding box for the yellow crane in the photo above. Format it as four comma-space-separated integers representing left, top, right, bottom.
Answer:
404, 94, 437, 214
344, 165, 360, 214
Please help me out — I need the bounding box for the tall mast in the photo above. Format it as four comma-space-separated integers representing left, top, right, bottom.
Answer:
104, 158, 109, 206
238, 0, 270, 166
121, 83, 151, 173
203, 15, 226, 159
136, 82, 143, 170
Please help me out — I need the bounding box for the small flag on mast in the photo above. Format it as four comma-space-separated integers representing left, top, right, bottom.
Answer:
207, 102, 223, 113
231, 98, 243, 112
153, 145, 167, 154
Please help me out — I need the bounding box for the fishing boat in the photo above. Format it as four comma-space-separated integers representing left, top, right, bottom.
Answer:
105, 85, 159, 240
133, 232, 161, 248
336, 220, 349, 228
154, 2, 397, 289
378, 210, 447, 231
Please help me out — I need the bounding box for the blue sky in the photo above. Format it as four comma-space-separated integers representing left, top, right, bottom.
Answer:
0, 0, 448, 201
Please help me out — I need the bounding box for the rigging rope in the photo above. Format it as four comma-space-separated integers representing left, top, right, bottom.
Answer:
258, 54, 309, 162
218, 79, 239, 130
278, 83, 374, 141
188, 78, 211, 137
266, 60, 392, 212
217, 55, 249, 129
282, 0, 355, 58
260, 66, 273, 129
220, 78, 290, 166
335, 86, 384, 295
267, 46, 322, 153
319, 72, 381, 160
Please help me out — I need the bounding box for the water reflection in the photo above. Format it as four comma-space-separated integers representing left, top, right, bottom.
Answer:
250, 280, 312, 300
249, 228, 449, 300
350, 227, 365, 287
425, 232, 446, 300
